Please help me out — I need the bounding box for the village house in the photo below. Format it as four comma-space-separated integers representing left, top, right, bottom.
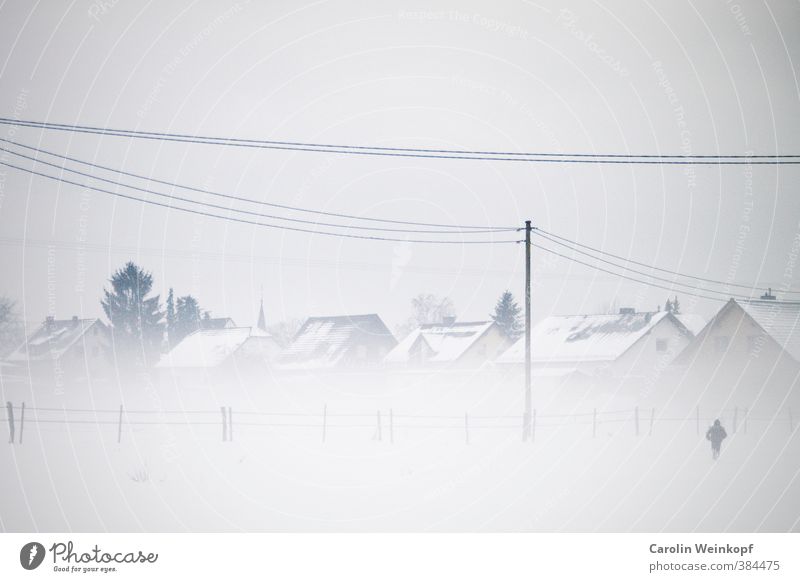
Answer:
3, 316, 111, 386
277, 314, 397, 370
495, 308, 696, 380
672, 296, 800, 409
385, 317, 512, 368
156, 326, 282, 384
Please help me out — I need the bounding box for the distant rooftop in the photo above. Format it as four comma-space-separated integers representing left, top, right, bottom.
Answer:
497, 310, 689, 364
157, 327, 252, 368
386, 320, 495, 364
739, 298, 800, 361
6, 317, 105, 362
279, 314, 396, 369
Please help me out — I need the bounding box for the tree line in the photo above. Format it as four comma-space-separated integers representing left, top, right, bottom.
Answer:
0, 260, 683, 364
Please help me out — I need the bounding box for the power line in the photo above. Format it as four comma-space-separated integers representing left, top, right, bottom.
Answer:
0, 144, 515, 235
2, 117, 799, 164
0, 152, 769, 299
534, 227, 800, 295
531, 229, 759, 300
530, 242, 730, 303
0, 137, 515, 231
0, 135, 791, 297
0, 159, 521, 245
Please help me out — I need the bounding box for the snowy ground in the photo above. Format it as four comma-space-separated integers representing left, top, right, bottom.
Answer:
1, 370, 799, 532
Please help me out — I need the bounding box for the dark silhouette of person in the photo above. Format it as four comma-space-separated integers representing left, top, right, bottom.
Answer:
706, 419, 727, 460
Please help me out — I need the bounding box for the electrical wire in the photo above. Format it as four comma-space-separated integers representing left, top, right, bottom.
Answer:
530, 242, 730, 303
534, 227, 800, 295
0, 137, 516, 231
531, 229, 758, 300
2, 117, 799, 164
0, 144, 515, 235
0, 159, 522, 245
1, 135, 792, 296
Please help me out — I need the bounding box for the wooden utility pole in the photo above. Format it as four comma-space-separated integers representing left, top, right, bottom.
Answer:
523, 220, 532, 441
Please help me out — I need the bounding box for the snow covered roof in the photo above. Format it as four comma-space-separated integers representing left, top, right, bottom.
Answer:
739, 299, 800, 361
279, 314, 396, 369
6, 317, 106, 362
496, 311, 687, 365
675, 313, 707, 336
385, 321, 495, 364
157, 327, 266, 368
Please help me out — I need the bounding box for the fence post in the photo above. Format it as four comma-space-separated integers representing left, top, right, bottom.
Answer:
221, 406, 228, 442
19, 402, 25, 445
228, 407, 233, 442
322, 404, 327, 443
117, 404, 123, 444
744, 406, 748, 435
390, 408, 394, 444
531, 409, 536, 443
649, 407, 655, 437
733, 407, 738, 434
592, 408, 597, 438
465, 412, 470, 445
635, 406, 639, 437
6, 402, 14, 445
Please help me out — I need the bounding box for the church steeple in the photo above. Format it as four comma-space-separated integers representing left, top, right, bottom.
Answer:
256, 288, 267, 332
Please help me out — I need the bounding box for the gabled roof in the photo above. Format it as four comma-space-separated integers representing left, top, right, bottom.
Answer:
739, 299, 800, 361
385, 321, 496, 364
675, 298, 800, 364
6, 318, 105, 362
279, 314, 396, 369
157, 327, 273, 368
496, 311, 688, 364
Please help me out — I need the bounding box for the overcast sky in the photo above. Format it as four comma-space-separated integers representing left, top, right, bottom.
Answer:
1, 0, 799, 332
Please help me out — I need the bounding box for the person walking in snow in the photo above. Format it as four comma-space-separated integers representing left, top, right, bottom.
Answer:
706, 419, 727, 460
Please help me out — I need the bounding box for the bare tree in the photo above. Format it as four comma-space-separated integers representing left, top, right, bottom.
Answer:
396, 293, 455, 338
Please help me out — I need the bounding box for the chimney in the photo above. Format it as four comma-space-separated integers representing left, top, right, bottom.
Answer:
619, 307, 636, 315
45, 315, 55, 332
72, 315, 79, 327
760, 288, 776, 300
442, 315, 456, 326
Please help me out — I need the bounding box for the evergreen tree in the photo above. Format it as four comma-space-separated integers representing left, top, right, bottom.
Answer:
671, 295, 681, 315
491, 290, 523, 341
101, 261, 164, 367
172, 294, 203, 345
664, 296, 681, 315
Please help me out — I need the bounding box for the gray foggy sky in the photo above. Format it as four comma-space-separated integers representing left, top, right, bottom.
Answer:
0, 0, 799, 331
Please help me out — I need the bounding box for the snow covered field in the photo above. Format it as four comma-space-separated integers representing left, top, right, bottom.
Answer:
2, 370, 799, 532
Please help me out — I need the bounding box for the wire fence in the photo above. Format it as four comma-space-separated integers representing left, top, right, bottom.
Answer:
3, 401, 796, 445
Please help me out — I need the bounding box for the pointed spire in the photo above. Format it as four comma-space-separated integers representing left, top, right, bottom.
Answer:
256, 287, 267, 332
